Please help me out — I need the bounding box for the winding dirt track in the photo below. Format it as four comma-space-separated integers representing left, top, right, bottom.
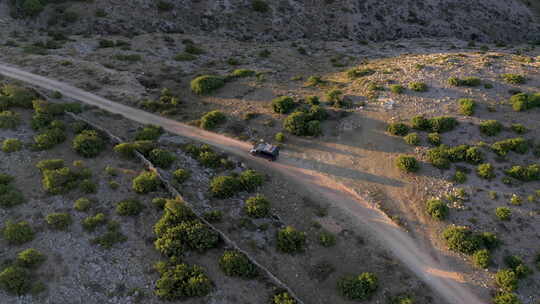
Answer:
0, 63, 486, 304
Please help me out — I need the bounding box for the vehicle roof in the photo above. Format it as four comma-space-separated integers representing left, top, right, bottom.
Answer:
254, 143, 278, 153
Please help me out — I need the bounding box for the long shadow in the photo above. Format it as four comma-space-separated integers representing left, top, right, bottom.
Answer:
281, 155, 405, 188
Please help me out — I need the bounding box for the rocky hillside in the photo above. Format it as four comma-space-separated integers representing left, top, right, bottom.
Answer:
6, 0, 540, 43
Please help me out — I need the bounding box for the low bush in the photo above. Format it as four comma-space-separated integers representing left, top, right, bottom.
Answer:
173, 169, 190, 184
74, 197, 92, 212
154, 263, 212, 300
506, 164, 540, 181
408, 82, 427, 92
231, 69, 255, 78
275, 132, 285, 142
477, 163, 495, 179
272, 96, 295, 114
116, 199, 144, 216
0, 175, 24, 208
442, 225, 482, 255
239, 169, 264, 192
448, 76, 481, 87
0, 266, 31, 295
465, 147, 484, 164
276, 226, 306, 253
283, 112, 309, 136
453, 170, 467, 183
219, 250, 257, 278
390, 84, 404, 94
473, 249, 491, 269
510, 124, 527, 134
318, 230, 336, 247
16, 248, 45, 268
0, 85, 35, 108
79, 179, 97, 194
495, 269, 518, 292
245, 194, 270, 218
458, 98, 475, 116
113, 140, 156, 158
2, 221, 34, 245
492, 293, 522, 304
2, 138, 22, 152
337, 272, 378, 301
72, 130, 105, 158
411, 115, 431, 130
190, 75, 225, 95
491, 138, 528, 156
210, 175, 241, 198
479, 120, 502, 136
346, 68, 375, 78
387, 123, 409, 136
200, 110, 226, 130
426, 199, 449, 220
308, 105, 328, 121
91, 221, 127, 248
395, 155, 419, 173
152, 197, 167, 209
0, 111, 21, 129
502, 74, 525, 85
509, 93, 529, 112
135, 125, 163, 141
271, 291, 297, 304
82, 213, 106, 232
427, 133, 441, 146
132, 171, 161, 194
504, 255, 531, 279
148, 149, 176, 168
252, 0, 270, 12
404, 133, 420, 145
325, 89, 344, 107
45, 212, 72, 230
33, 127, 66, 150
154, 220, 219, 256
429, 116, 457, 133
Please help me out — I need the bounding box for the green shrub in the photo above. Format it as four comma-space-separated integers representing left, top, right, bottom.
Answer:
0, 266, 31, 295
154, 220, 219, 256
306, 76, 324, 87
325, 89, 343, 107
148, 149, 176, 168
0, 85, 36, 108
82, 213, 106, 232
390, 84, 404, 94
135, 125, 163, 141
132, 171, 160, 194
318, 230, 336, 247
408, 82, 427, 92
231, 69, 255, 78
502, 74, 525, 85
495, 269, 518, 292
16, 248, 45, 268
395, 155, 419, 173
426, 199, 449, 220
33, 128, 66, 150
173, 169, 190, 184
252, 0, 269, 12
411, 115, 431, 130
45, 212, 72, 230
504, 255, 532, 279
0, 111, 21, 129
458, 98, 475, 116
429, 116, 457, 133
473, 249, 490, 268
387, 123, 409, 136
506, 164, 540, 181
276, 226, 306, 253
197, 151, 221, 168
190, 75, 225, 95
308, 105, 328, 121
346, 68, 375, 79
491, 138, 528, 156
465, 147, 484, 164
283, 112, 309, 136
442, 225, 482, 255
479, 120, 502, 136
448, 76, 481, 87
337, 272, 378, 301
41, 167, 79, 194
74, 197, 92, 212
427, 133, 441, 146
404, 133, 420, 146
152, 197, 167, 209
113, 140, 157, 158
72, 130, 105, 158
275, 132, 285, 142
306, 120, 322, 136
245, 194, 270, 218
116, 199, 144, 216
453, 170, 467, 183
91, 221, 127, 248
200, 110, 226, 130
272, 96, 295, 114
2, 221, 34, 245
210, 176, 241, 198
510, 124, 527, 134
219, 250, 257, 278
36, 159, 64, 171
2, 138, 22, 152
492, 293, 522, 304
154, 263, 212, 300
79, 179, 97, 194
427, 145, 451, 169
509, 93, 530, 112
239, 169, 264, 192
477, 163, 495, 179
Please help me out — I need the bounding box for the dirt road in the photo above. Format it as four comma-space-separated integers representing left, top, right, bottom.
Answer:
0, 63, 487, 304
